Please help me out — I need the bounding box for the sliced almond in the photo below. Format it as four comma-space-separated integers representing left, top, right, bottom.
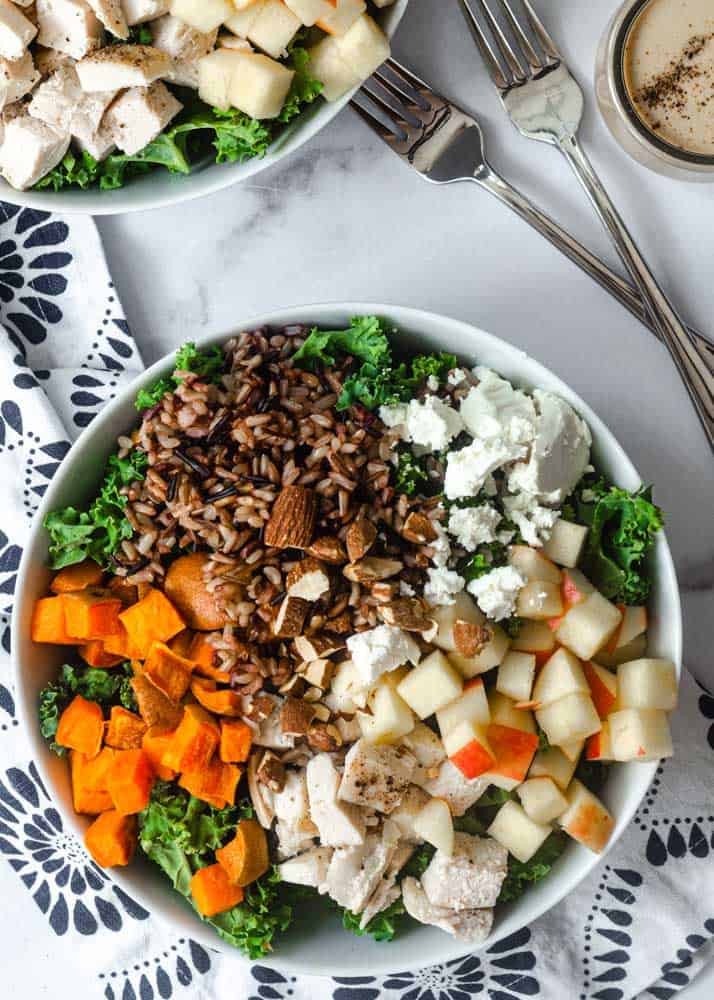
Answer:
402, 511, 438, 544
244, 692, 276, 722
311, 703, 331, 722
307, 722, 341, 752
278, 674, 306, 697
371, 581, 399, 603
308, 535, 348, 565
256, 749, 286, 792
272, 595, 309, 638
303, 658, 334, 690
453, 620, 492, 657
343, 557, 403, 583
247, 753, 275, 828
326, 610, 353, 634
280, 697, 316, 737
264, 485, 318, 549
379, 596, 436, 634
346, 517, 377, 562
294, 633, 345, 662
286, 556, 330, 601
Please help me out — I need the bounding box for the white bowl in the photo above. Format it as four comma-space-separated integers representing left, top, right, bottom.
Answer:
12, 302, 682, 975
3, 3, 408, 216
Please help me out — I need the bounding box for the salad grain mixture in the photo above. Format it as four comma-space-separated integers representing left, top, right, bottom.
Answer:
32, 317, 675, 956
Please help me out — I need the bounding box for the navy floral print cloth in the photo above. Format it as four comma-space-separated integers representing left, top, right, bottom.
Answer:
0, 206, 712, 1000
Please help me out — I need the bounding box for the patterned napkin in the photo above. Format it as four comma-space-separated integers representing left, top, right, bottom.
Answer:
1, 205, 713, 1000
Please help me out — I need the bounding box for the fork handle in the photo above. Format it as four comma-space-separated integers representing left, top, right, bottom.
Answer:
557, 135, 714, 451
475, 169, 714, 370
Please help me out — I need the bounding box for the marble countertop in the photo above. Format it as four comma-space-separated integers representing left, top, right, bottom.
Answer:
97, 0, 713, 692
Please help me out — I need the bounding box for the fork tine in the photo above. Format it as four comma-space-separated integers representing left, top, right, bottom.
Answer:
360, 81, 417, 133
349, 97, 405, 144
519, 0, 562, 63
498, 0, 545, 70
373, 67, 428, 112
472, 0, 529, 84
457, 0, 510, 91
382, 57, 432, 99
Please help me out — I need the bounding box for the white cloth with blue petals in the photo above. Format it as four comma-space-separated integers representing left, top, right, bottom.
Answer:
0, 206, 713, 1000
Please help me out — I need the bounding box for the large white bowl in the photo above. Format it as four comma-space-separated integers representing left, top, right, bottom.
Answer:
12, 302, 682, 975
3, 2, 408, 216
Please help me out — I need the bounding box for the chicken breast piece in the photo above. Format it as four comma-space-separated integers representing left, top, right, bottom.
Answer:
122, 0, 169, 25
279, 846, 333, 890
275, 818, 317, 860
389, 784, 430, 842
151, 14, 217, 88
402, 722, 446, 780
0, 101, 24, 146
0, 51, 39, 111
401, 877, 494, 944
76, 43, 171, 90
0, 114, 70, 189
419, 760, 490, 817
359, 840, 414, 929
324, 820, 400, 913
338, 740, 416, 814
37, 0, 103, 61
86, 0, 127, 38
272, 769, 318, 860
0, 0, 36, 60
102, 80, 181, 154
30, 63, 114, 132
306, 753, 366, 848
421, 833, 508, 911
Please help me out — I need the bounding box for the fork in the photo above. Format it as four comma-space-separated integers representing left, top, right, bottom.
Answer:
349, 60, 714, 371
458, 0, 714, 450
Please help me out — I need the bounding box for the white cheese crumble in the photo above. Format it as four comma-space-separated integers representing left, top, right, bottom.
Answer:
467, 565, 526, 621
447, 504, 502, 550
502, 493, 561, 548
461, 368, 537, 444
444, 437, 527, 500
448, 368, 468, 386
346, 625, 421, 688
379, 395, 464, 454
426, 374, 440, 391
424, 566, 466, 607
399, 580, 416, 597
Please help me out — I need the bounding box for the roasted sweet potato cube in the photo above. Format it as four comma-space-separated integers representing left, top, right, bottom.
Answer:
142, 726, 178, 780
169, 629, 194, 659
143, 641, 194, 702
102, 623, 145, 660
188, 633, 232, 682
70, 747, 117, 814
131, 675, 183, 730
105, 706, 147, 750
60, 590, 123, 640
57, 695, 104, 756
190, 679, 243, 717
79, 640, 124, 668
107, 749, 156, 815
85, 810, 137, 867
219, 719, 252, 764
50, 560, 103, 593
162, 704, 220, 773
190, 863, 243, 917
119, 588, 186, 658
178, 758, 240, 809
215, 818, 269, 886
31, 596, 78, 644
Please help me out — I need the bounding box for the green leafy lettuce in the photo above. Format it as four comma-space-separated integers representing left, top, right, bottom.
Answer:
293, 316, 392, 369
44, 449, 147, 569
394, 450, 429, 496
135, 342, 224, 411
498, 831, 568, 903
38, 662, 134, 755
278, 47, 324, 123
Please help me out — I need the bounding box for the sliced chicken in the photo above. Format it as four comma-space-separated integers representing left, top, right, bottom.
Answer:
36, 0, 103, 61
30, 62, 114, 130
359, 840, 414, 929
253, 696, 295, 751
275, 818, 317, 860
76, 42, 170, 90
402, 722, 446, 779
0, 0, 37, 60
122, 0, 169, 25
419, 759, 491, 817
338, 740, 416, 814
0, 51, 39, 110
34, 45, 75, 78
421, 832, 508, 911
324, 820, 400, 913
389, 784, 430, 842
0, 101, 24, 145
151, 14, 216, 88
0, 114, 69, 188
401, 877, 494, 944
306, 753, 366, 848
102, 79, 180, 154
87, 0, 128, 38
272, 769, 319, 860
278, 846, 333, 890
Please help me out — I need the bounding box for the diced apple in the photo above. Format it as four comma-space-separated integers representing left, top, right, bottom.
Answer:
198, 49, 241, 110
532, 648, 589, 707
605, 604, 648, 655
487, 799, 552, 863
560, 569, 595, 609
284, 0, 331, 26
518, 776, 568, 824
558, 779, 614, 853
306, 34, 360, 101
555, 591, 622, 660
228, 51, 294, 118
397, 650, 463, 720
247, 0, 301, 58
436, 678, 490, 738
541, 520, 589, 568
326, 659, 367, 712
431, 592, 485, 652
487, 723, 539, 784
559, 738, 584, 763
444, 720, 495, 779
497, 651, 535, 703
481, 771, 522, 792
358, 684, 414, 745
224, 0, 264, 36
536, 692, 601, 746
413, 797, 454, 856
594, 632, 647, 669
334, 11, 389, 78
586, 720, 612, 761
616, 658, 677, 712
368, 664, 410, 701
509, 545, 562, 584
528, 746, 578, 789
171, 0, 232, 32
448, 624, 510, 677
489, 690, 536, 734
316, 0, 365, 36
511, 620, 556, 659
516, 581, 563, 621
608, 708, 673, 762
582, 660, 617, 717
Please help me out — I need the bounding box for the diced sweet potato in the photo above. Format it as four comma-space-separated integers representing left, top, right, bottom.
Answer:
70, 747, 117, 814
107, 749, 156, 815
102, 622, 145, 660
215, 818, 269, 886
79, 640, 124, 668
119, 588, 186, 658
190, 679, 243, 717
131, 674, 184, 730
142, 726, 178, 780
31, 596, 78, 644
85, 810, 137, 867
188, 632, 232, 681
105, 706, 147, 750
56, 695, 104, 756
219, 719, 252, 764
143, 641, 194, 702
190, 863, 243, 917
179, 758, 241, 809
164, 552, 229, 631
162, 704, 220, 773
50, 560, 103, 593
169, 629, 195, 659
60, 590, 123, 640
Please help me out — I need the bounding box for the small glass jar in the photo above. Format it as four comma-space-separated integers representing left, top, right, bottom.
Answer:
595, 0, 714, 181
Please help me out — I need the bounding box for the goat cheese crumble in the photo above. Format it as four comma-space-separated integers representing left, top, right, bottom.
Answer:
444, 437, 527, 500
467, 565, 526, 621
447, 504, 502, 550
379, 396, 464, 454
460, 368, 537, 444
502, 493, 561, 548
346, 625, 422, 688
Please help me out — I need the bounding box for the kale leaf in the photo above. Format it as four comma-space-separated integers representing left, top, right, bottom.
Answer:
341, 897, 406, 943
135, 342, 224, 411
278, 47, 323, 124
293, 316, 392, 369
168, 106, 271, 165
35, 151, 102, 192
38, 663, 133, 754
394, 450, 429, 496
44, 449, 148, 569
410, 352, 458, 385
498, 831, 568, 903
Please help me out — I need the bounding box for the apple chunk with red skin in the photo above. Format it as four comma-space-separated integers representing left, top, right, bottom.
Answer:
586, 720, 613, 761
608, 708, 673, 762
486, 723, 539, 784
616, 658, 677, 712
443, 720, 495, 779
397, 650, 462, 720
555, 591, 622, 661
497, 651, 536, 703
582, 660, 617, 717
533, 648, 589, 707
511, 621, 556, 661
536, 691, 601, 746
558, 779, 614, 853
436, 677, 490, 738
528, 747, 578, 790
487, 799, 552, 863
488, 690, 536, 733
431, 592, 484, 653
518, 776, 568, 824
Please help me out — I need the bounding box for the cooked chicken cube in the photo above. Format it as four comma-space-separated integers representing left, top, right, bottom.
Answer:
0, 100, 24, 145
122, 0, 169, 25
87, 0, 127, 37
306, 753, 366, 848
0, 0, 37, 60
103, 80, 181, 154
272, 768, 319, 859
30, 64, 117, 159
37, 0, 102, 61
324, 821, 399, 913
219, 32, 252, 51
253, 696, 295, 750
275, 818, 317, 860
421, 833, 507, 911
76, 43, 171, 90
0, 51, 39, 110
401, 877, 494, 944
0, 114, 70, 189
74, 118, 115, 159
151, 14, 216, 88
359, 840, 414, 929
34, 44, 75, 77
402, 722, 446, 773
419, 760, 491, 817
338, 740, 416, 814
389, 784, 430, 841
279, 847, 333, 890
